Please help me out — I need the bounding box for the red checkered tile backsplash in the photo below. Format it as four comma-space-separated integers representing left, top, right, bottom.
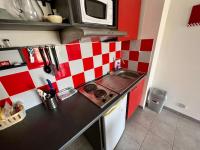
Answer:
0, 39, 153, 110
0, 41, 121, 109
121, 39, 154, 72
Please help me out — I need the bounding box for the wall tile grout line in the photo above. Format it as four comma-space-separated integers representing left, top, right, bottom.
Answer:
138, 128, 151, 150
171, 117, 179, 150
138, 109, 157, 150
138, 108, 176, 150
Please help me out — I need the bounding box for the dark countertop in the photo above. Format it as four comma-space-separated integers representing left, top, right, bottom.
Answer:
0, 73, 146, 150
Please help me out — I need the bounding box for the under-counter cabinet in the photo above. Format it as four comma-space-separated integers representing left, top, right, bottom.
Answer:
127, 78, 145, 119
118, 0, 141, 41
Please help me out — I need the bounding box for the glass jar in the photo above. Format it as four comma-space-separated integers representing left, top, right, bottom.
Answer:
8, 0, 43, 21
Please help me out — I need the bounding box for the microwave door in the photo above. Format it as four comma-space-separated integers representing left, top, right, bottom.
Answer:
80, 0, 113, 25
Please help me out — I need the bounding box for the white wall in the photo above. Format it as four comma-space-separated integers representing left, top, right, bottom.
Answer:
152, 0, 200, 120
138, 0, 165, 39
138, 0, 166, 107
0, 1, 5, 8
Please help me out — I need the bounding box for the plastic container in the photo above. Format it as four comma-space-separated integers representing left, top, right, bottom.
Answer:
57, 87, 77, 101
147, 88, 167, 113
0, 107, 26, 130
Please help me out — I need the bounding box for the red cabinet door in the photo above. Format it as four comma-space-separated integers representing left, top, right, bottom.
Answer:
127, 79, 145, 119
118, 0, 141, 41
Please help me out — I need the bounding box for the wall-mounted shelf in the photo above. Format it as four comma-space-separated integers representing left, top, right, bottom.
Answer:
0, 19, 71, 31
0, 47, 27, 71
0, 19, 117, 31
0, 47, 23, 51
73, 23, 117, 29
0, 63, 27, 71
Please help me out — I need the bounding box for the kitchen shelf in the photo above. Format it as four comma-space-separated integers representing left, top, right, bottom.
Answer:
0, 63, 27, 71
73, 23, 117, 29
0, 19, 71, 31
0, 47, 23, 51
0, 47, 27, 71
0, 19, 117, 31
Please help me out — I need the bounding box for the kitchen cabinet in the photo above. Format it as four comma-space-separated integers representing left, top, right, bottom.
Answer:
118, 0, 141, 41
127, 78, 145, 119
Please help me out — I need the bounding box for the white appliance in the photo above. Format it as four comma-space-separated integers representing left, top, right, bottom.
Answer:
102, 94, 127, 150
71, 0, 114, 25
80, 0, 113, 25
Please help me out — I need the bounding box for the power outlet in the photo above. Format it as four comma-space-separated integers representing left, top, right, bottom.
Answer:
176, 102, 187, 109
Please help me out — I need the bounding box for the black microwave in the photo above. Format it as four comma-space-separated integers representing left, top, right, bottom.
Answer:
55, 0, 118, 27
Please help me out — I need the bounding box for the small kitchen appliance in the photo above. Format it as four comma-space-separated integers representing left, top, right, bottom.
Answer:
70, 0, 114, 25
56, 0, 117, 26
79, 82, 118, 108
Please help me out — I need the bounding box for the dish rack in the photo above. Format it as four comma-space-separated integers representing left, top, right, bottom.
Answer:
0, 107, 26, 130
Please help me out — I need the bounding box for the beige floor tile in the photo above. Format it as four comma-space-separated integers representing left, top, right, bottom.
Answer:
125, 119, 148, 145
173, 127, 200, 150
140, 132, 172, 150
150, 119, 176, 145
115, 130, 140, 150
154, 109, 179, 128
173, 117, 200, 150
131, 108, 157, 129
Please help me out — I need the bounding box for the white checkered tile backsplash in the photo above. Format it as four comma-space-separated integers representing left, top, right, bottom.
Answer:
0, 39, 154, 110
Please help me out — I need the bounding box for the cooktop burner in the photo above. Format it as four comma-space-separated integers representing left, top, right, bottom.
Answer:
84, 84, 97, 93
79, 82, 118, 108
94, 89, 107, 99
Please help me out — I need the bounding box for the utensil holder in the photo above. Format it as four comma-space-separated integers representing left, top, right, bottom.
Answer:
45, 96, 58, 110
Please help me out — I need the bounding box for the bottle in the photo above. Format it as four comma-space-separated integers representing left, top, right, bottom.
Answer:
11, 0, 43, 21
31, 0, 44, 21
116, 62, 120, 71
